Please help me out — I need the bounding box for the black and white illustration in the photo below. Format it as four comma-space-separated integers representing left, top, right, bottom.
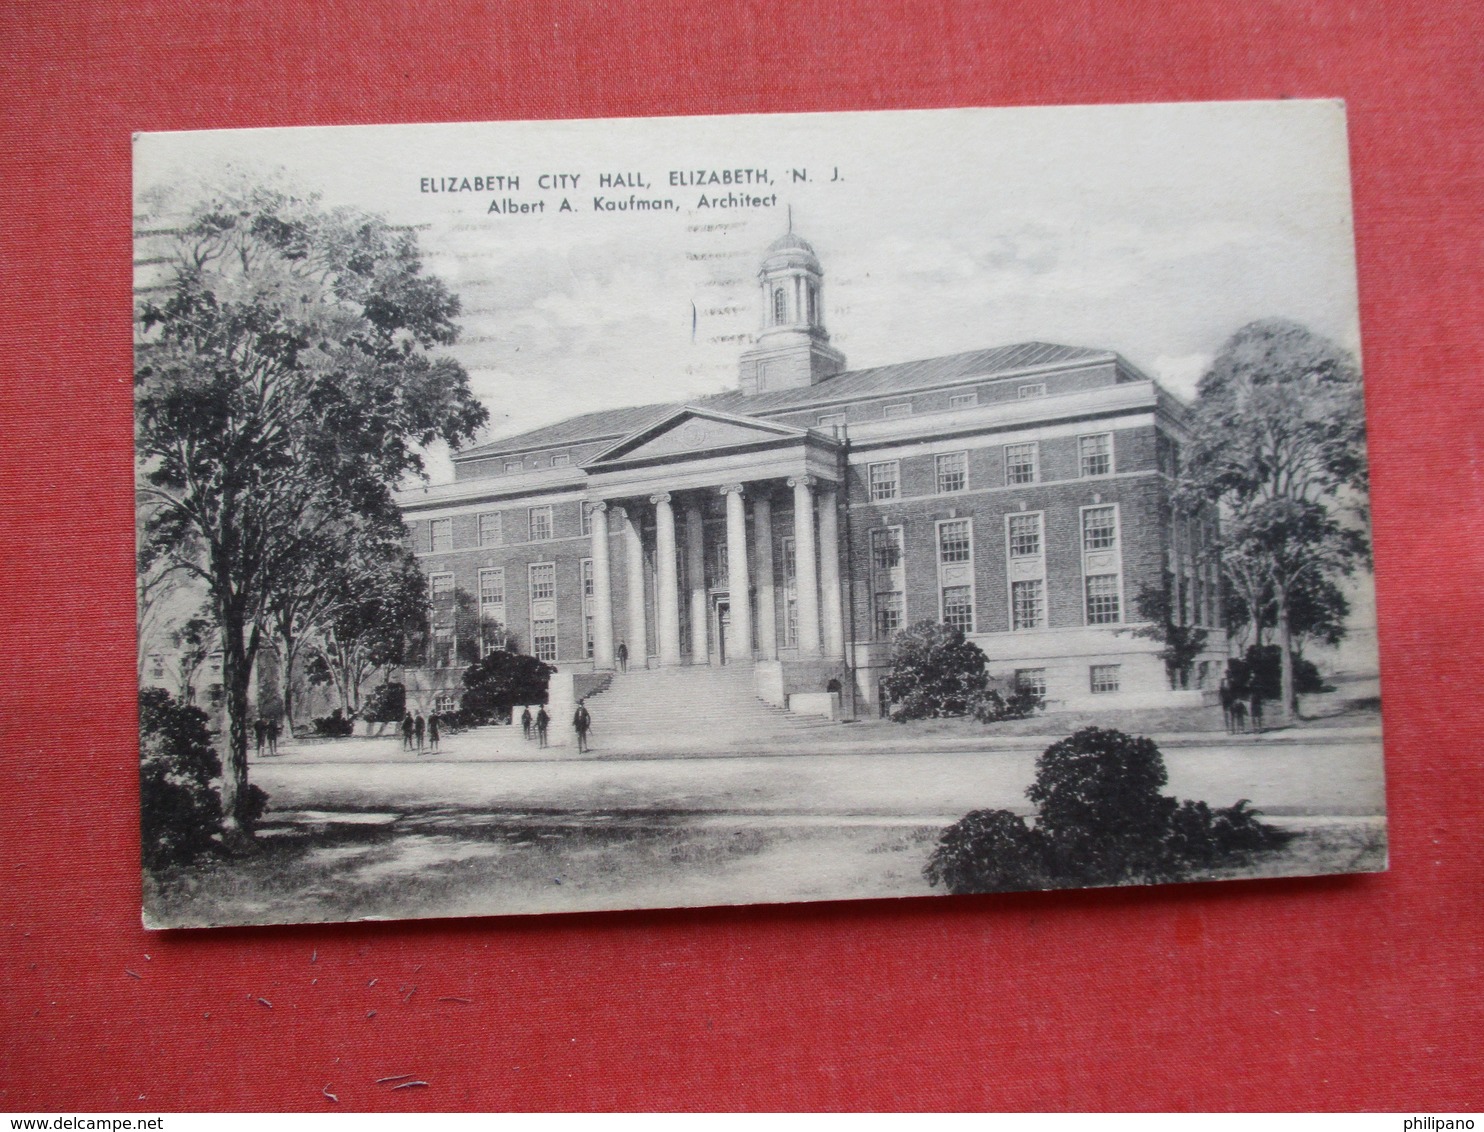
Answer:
134, 103, 1384, 927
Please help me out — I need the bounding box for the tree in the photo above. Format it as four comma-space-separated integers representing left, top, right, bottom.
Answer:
1127, 580, 1209, 690
880, 620, 989, 720
459, 646, 555, 724
1225, 570, 1349, 658
169, 613, 216, 703
1180, 319, 1369, 720
135, 184, 488, 838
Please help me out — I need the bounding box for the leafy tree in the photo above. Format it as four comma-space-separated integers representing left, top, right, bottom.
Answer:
1226, 570, 1349, 658
361, 681, 407, 724
169, 614, 216, 703
135, 184, 487, 839
1179, 319, 1369, 720
1128, 580, 1209, 690
881, 620, 989, 720
460, 647, 556, 724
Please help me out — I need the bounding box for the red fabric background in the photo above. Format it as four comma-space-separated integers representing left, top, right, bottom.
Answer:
2, 1, 1480, 1112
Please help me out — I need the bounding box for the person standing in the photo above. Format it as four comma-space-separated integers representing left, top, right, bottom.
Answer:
413, 712, 426, 752
253, 718, 267, 756
616, 640, 628, 673
427, 712, 441, 752
535, 706, 550, 748
521, 706, 533, 740
572, 700, 592, 753
401, 712, 415, 750
267, 718, 280, 757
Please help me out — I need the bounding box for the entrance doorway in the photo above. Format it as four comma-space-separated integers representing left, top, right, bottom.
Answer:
715, 598, 732, 665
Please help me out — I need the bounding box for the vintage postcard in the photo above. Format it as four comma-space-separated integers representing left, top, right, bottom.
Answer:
134, 101, 1385, 928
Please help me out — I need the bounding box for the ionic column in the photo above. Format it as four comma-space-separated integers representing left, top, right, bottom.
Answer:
753, 493, 777, 660
652, 493, 682, 666
789, 475, 821, 656
684, 498, 709, 664
621, 505, 646, 666
721, 484, 753, 662
818, 483, 845, 659
589, 502, 615, 669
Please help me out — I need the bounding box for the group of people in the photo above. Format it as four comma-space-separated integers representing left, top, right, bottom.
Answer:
514, 701, 594, 752
252, 717, 281, 756
400, 711, 441, 752
1218, 680, 1266, 734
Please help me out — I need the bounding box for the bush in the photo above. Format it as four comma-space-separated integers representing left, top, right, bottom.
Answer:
311, 709, 355, 737
461, 648, 555, 725
139, 688, 222, 869
881, 620, 988, 721
360, 681, 406, 723
970, 686, 1042, 723
1227, 645, 1329, 702
924, 727, 1293, 894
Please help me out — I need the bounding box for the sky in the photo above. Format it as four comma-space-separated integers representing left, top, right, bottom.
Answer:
134, 100, 1364, 483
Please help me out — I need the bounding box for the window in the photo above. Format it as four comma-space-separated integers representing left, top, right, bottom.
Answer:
550, 453, 570, 468
1017, 382, 1046, 399
807, 285, 818, 324
942, 585, 974, 632
1015, 668, 1047, 699
1085, 574, 1121, 624
868, 462, 900, 501
1082, 506, 1118, 551
477, 511, 503, 547
817, 412, 846, 427
478, 567, 506, 654
881, 402, 912, 419
532, 620, 558, 663
478, 567, 505, 607
1008, 513, 1041, 558
504, 460, 522, 474
430, 572, 456, 667
948, 391, 978, 409
773, 287, 787, 324
581, 558, 595, 659
1090, 664, 1121, 694
1011, 579, 1045, 630
529, 505, 553, 541
870, 527, 905, 640
429, 518, 452, 553
936, 452, 968, 494
579, 502, 591, 536
938, 519, 972, 564
1004, 442, 1038, 485
874, 592, 904, 638
529, 564, 555, 602
780, 536, 798, 648
433, 692, 458, 714
1080, 433, 1113, 477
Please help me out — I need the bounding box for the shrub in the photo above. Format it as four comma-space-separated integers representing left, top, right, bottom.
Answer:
881, 620, 988, 721
139, 687, 223, 869
924, 809, 1048, 893
360, 681, 406, 723
461, 648, 555, 725
924, 727, 1293, 894
1228, 645, 1329, 702
311, 709, 355, 737
970, 685, 1041, 724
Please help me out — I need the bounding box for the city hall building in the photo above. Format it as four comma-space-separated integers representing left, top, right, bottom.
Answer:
397, 231, 1225, 721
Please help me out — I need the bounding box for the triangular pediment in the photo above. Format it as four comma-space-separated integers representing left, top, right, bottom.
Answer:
586, 406, 809, 466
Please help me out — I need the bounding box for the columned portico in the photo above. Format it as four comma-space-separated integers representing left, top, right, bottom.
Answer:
721, 484, 753, 663
589, 502, 615, 669
790, 475, 822, 657
684, 498, 708, 664
652, 492, 682, 667
818, 484, 844, 659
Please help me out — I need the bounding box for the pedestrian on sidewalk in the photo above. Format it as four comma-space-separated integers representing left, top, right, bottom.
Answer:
414, 712, 426, 751
267, 718, 280, 756
535, 706, 550, 748
573, 700, 592, 753
428, 712, 441, 752
521, 706, 533, 740
254, 718, 267, 756
401, 712, 415, 750
616, 641, 628, 673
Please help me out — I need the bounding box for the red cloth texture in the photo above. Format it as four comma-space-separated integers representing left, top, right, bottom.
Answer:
1, 0, 1481, 1112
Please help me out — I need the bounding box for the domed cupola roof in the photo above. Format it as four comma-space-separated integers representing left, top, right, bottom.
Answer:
761, 231, 822, 273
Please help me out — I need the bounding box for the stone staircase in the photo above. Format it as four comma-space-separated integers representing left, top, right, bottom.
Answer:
577, 662, 838, 752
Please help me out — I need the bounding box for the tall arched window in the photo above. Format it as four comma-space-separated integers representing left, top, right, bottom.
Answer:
773, 286, 787, 324
807, 284, 818, 325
